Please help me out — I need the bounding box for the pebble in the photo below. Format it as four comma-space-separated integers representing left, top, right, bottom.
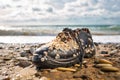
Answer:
101, 51, 108, 54
29, 47, 35, 54
116, 44, 120, 49
3, 56, 12, 61
49, 69, 58, 73
95, 64, 112, 68
101, 66, 119, 72
17, 60, 31, 67
56, 67, 76, 72
0, 75, 10, 80
19, 51, 28, 57
98, 70, 105, 75
110, 50, 118, 55
14, 67, 37, 79
24, 47, 31, 53
95, 59, 112, 64
40, 76, 49, 80
0, 46, 3, 49
16, 57, 28, 61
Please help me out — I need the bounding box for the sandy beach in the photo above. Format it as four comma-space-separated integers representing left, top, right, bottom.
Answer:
0, 35, 120, 43
0, 42, 120, 80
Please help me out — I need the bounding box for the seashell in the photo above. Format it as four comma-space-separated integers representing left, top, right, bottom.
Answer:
101, 66, 119, 72
95, 59, 112, 64
56, 67, 76, 72
95, 64, 112, 68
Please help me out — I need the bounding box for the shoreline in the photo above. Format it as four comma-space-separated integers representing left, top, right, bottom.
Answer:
0, 35, 120, 43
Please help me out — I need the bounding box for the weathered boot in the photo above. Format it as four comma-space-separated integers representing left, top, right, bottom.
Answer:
32, 28, 95, 69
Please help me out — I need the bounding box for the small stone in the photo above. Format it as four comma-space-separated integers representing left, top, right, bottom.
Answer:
8, 46, 15, 50
35, 72, 41, 77
95, 59, 112, 64
49, 69, 58, 72
29, 47, 35, 54
98, 70, 105, 75
116, 72, 120, 75
74, 64, 80, 67
101, 51, 108, 54
101, 66, 119, 72
83, 60, 87, 64
95, 64, 112, 68
17, 60, 31, 67
16, 57, 28, 61
14, 67, 37, 79
19, 51, 28, 57
110, 50, 118, 54
0, 76, 10, 80
116, 44, 120, 49
40, 76, 49, 80
3, 56, 12, 61
57, 67, 76, 72
0, 46, 3, 49
24, 47, 30, 53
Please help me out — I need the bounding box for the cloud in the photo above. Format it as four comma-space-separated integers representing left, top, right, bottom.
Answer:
0, 0, 120, 24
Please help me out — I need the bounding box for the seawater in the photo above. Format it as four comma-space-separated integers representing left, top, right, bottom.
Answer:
0, 24, 120, 43
0, 25, 120, 35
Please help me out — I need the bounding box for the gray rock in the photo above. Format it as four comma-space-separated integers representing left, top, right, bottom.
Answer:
24, 47, 31, 53
17, 60, 31, 67
19, 51, 28, 57
0, 46, 3, 49
101, 51, 108, 54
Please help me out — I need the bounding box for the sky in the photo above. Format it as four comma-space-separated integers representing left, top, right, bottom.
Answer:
0, 0, 120, 25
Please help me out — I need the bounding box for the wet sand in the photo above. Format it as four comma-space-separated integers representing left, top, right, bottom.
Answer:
0, 43, 120, 80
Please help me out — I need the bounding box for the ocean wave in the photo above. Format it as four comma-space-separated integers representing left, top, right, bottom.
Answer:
0, 25, 120, 36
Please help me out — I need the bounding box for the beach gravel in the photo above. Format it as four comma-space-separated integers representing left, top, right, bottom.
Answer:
0, 43, 120, 80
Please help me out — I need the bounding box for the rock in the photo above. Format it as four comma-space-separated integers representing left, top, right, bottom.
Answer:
110, 50, 118, 54
17, 60, 31, 67
3, 55, 13, 61
40, 77, 49, 80
74, 64, 80, 67
29, 47, 35, 54
35, 72, 41, 77
101, 51, 108, 54
16, 57, 28, 61
73, 74, 91, 79
49, 69, 58, 73
116, 44, 120, 49
14, 67, 37, 80
0, 46, 3, 49
56, 67, 76, 72
24, 47, 31, 53
19, 51, 28, 57
0, 59, 4, 63
0, 75, 10, 80
16, 57, 28, 60
101, 66, 119, 72
95, 59, 112, 64
8, 46, 14, 49
95, 64, 112, 68
98, 70, 105, 75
